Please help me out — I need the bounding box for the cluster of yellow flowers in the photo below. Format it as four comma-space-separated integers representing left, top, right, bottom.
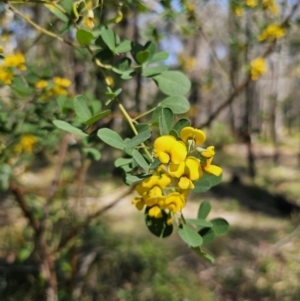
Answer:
250, 57, 267, 80
14, 134, 37, 154
233, 0, 279, 17
262, 0, 278, 15
35, 77, 72, 98
0, 52, 26, 85
132, 127, 222, 223
258, 24, 285, 41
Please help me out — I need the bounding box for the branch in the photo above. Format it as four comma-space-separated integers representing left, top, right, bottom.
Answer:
198, 0, 300, 128
54, 186, 134, 254
10, 182, 40, 234
8, 3, 80, 48
39, 133, 69, 233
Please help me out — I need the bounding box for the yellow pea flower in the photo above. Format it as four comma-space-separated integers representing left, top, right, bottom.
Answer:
246, 0, 258, 7
258, 24, 285, 42
148, 206, 162, 218
4, 53, 26, 71
35, 80, 48, 89
14, 134, 37, 154
132, 197, 145, 211
153, 135, 187, 164
180, 126, 206, 145
169, 156, 203, 190
0, 66, 13, 85
262, 0, 278, 16
53, 77, 71, 88
200, 146, 222, 176
165, 192, 186, 213
250, 57, 267, 81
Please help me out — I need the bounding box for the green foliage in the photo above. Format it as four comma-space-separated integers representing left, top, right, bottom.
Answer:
153, 71, 191, 96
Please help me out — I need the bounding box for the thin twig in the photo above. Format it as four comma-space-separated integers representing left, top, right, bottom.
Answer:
54, 186, 134, 254
8, 3, 80, 47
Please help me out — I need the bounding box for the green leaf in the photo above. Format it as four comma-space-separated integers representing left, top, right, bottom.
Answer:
56, 95, 73, 111
190, 247, 215, 263
211, 218, 229, 235
173, 118, 191, 134
198, 200, 211, 219
160, 96, 190, 114
101, 27, 116, 52
142, 65, 169, 77
144, 41, 157, 59
59, 0, 73, 14
84, 110, 111, 125
74, 95, 92, 121
145, 207, 173, 238
193, 173, 222, 193
186, 219, 213, 228
125, 173, 151, 185
97, 128, 124, 150
76, 29, 94, 46
114, 158, 132, 168
91, 100, 102, 114
169, 129, 179, 139
153, 71, 191, 96
53, 120, 88, 137
44, 4, 69, 22
136, 123, 150, 133
125, 129, 152, 149
115, 40, 132, 53
132, 149, 149, 170
159, 107, 173, 135
136, 50, 150, 64
82, 148, 101, 160
193, 178, 211, 193
150, 51, 169, 63
149, 158, 161, 170
105, 88, 122, 98
151, 106, 163, 124
178, 224, 203, 247
198, 228, 216, 245
210, 173, 223, 187
11, 77, 32, 97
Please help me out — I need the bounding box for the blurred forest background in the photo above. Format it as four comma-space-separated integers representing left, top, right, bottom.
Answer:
1, 0, 300, 300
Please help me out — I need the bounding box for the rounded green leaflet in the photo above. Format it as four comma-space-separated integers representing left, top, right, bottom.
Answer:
160, 96, 190, 114
198, 200, 212, 219
153, 71, 191, 96
193, 178, 211, 193
76, 29, 94, 46
159, 107, 173, 135
198, 228, 216, 245
178, 224, 203, 247
97, 128, 124, 150
211, 218, 229, 235
136, 50, 150, 64
173, 118, 191, 134
101, 27, 116, 52
74, 95, 92, 121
